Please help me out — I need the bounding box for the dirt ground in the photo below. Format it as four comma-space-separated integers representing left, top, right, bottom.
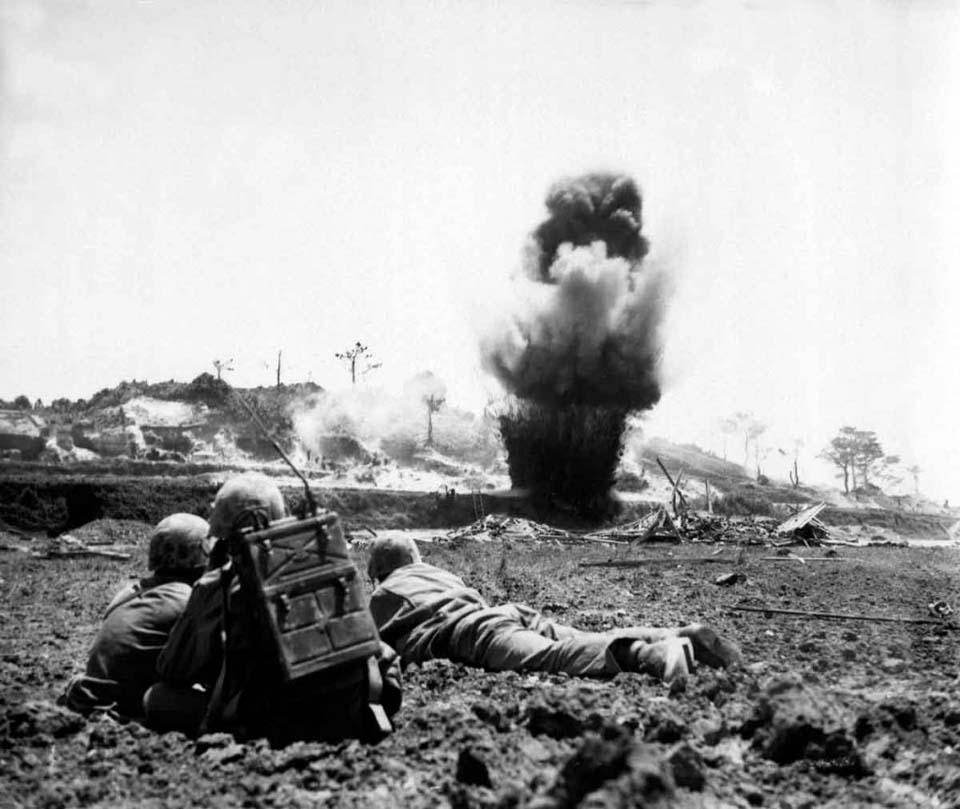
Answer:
3, 521, 960, 808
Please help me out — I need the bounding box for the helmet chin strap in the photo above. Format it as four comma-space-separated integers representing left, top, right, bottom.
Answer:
233, 506, 273, 533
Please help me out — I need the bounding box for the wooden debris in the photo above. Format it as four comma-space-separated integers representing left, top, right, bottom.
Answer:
730, 604, 959, 629
758, 556, 850, 563
580, 555, 741, 569
656, 457, 689, 519
584, 506, 681, 544
777, 503, 826, 534
36, 548, 132, 560
682, 513, 779, 545
31, 534, 132, 561
445, 515, 619, 546
714, 572, 743, 586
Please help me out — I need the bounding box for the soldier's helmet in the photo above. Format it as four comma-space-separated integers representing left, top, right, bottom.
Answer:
148, 513, 211, 573
367, 535, 421, 583
208, 472, 286, 539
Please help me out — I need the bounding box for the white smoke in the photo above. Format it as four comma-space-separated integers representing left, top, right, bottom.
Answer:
290, 383, 499, 467
481, 241, 667, 408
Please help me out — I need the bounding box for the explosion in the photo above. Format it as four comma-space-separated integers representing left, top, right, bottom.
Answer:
482, 172, 666, 518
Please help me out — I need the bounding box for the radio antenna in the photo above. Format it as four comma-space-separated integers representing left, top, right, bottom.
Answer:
231, 388, 319, 516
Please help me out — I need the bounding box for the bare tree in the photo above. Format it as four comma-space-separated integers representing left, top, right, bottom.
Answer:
720, 412, 765, 473
748, 420, 767, 479
335, 342, 382, 386
906, 464, 922, 496
212, 358, 234, 381
405, 371, 448, 447
788, 438, 804, 488
424, 394, 446, 446
718, 415, 739, 461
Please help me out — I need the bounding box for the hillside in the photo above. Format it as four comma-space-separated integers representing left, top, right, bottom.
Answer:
0, 374, 505, 491
1, 376, 954, 539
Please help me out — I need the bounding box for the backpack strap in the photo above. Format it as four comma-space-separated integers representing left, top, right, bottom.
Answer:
200, 563, 240, 735
365, 656, 393, 737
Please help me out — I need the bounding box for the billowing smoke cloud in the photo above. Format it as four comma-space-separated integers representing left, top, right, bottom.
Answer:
290, 383, 499, 468
528, 173, 650, 281
482, 172, 665, 412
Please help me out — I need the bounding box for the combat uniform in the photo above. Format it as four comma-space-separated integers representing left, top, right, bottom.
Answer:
369, 562, 670, 676
151, 563, 403, 741
63, 577, 193, 718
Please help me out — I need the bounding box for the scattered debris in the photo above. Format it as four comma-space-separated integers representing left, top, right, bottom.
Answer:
32, 534, 132, 561
583, 506, 681, 543
445, 515, 622, 545
656, 457, 689, 521
714, 572, 744, 587
581, 555, 743, 570
681, 513, 780, 545
441, 501, 928, 550
776, 503, 827, 536
446, 515, 577, 544
771, 502, 858, 547
731, 604, 960, 629
927, 601, 954, 619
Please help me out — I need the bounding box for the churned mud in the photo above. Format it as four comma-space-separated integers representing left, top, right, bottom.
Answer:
3, 519, 960, 808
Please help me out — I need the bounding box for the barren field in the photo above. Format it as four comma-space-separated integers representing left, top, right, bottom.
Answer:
3, 507, 960, 809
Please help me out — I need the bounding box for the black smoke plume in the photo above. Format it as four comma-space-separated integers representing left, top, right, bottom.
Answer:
482, 172, 666, 519
531, 173, 650, 281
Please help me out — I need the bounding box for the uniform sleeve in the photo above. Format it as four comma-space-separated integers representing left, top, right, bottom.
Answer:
377, 641, 403, 718
369, 587, 406, 632
156, 573, 224, 686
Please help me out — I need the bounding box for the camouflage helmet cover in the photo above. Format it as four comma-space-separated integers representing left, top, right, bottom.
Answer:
148, 513, 210, 573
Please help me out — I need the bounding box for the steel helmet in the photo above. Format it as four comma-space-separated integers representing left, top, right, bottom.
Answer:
148, 513, 210, 573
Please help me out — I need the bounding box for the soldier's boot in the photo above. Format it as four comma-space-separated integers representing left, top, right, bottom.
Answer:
676, 624, 742, 669
629, 637, 695, 685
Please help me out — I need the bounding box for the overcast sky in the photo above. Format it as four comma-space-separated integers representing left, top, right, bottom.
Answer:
1, 0, 958, 499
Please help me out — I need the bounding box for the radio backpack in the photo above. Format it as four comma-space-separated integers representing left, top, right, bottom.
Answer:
204, 510, 397, 746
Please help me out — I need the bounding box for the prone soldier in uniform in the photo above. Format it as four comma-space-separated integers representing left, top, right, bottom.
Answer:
145, 472, 402, 744
62, 513, 210, 720
367, 535, 741, 685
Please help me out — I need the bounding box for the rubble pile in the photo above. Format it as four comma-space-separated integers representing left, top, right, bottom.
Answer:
442, 502, 883, 550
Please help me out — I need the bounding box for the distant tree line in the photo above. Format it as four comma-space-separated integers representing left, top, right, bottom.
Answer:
0, 395, 35, 411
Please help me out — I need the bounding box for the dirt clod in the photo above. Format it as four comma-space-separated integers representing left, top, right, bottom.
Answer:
1, 700, 84, 741
740, 676, 860, 767
666, 743, 706, 791
527, 703, 585, 739
532, 726, 674, 809
456, 747, 493, 787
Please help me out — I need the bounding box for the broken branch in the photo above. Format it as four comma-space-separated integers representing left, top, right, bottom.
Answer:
580, 556, 740, 568
730, 604, 958, 628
